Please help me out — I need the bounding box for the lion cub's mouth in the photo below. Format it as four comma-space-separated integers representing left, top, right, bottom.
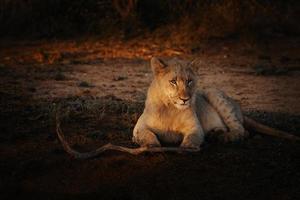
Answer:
174, 102, 190, 109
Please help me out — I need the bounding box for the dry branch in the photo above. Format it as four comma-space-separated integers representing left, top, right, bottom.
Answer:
55, 104, 200, 159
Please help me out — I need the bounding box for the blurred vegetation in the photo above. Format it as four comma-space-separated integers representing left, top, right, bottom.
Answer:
0, 0, 299, 41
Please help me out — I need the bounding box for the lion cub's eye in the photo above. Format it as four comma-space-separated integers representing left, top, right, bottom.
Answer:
187, 79, 193, 86
170, 80, 177, 85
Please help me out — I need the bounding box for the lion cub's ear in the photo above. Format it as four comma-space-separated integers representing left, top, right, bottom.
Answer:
151, 57, 167, 76
188, 58, 201, 74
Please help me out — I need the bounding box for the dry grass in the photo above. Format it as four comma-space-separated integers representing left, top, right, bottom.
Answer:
0, 39, 189, 65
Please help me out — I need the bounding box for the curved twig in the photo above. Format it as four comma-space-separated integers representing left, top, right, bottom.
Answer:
55, 104, 200, 159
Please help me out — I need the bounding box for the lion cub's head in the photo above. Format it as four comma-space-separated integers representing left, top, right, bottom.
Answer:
150, 57, 197, 110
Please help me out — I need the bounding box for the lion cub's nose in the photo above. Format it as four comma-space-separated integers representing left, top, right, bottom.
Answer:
179, 97, 190, 103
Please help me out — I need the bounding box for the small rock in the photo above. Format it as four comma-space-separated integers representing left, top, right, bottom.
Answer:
113, 76, 127, 81
78, 81, 94, 88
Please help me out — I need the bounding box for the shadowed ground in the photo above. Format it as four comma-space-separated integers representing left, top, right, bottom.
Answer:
0, 38, 299, 200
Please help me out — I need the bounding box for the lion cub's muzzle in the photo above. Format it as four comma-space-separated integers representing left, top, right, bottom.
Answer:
179, 97, 190, 104
174, 96, 192, 109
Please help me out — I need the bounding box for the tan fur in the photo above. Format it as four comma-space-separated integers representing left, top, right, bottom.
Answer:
133, 57, 247, 149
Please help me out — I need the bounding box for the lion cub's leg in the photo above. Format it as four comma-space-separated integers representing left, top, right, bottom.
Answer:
133, 128, 161, 147
180, 132, 203, 150
203, 88, 247, 142
180, 121, 205, 150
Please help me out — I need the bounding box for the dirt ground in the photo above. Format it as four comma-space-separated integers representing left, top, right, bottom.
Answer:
0, 37, 300, 200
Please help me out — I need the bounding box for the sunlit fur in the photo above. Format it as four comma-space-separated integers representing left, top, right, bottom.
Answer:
154, 59, 197, 110
133, 57, 247, 149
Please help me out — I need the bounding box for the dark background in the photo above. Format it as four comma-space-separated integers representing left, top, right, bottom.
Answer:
1, 0, 299, 40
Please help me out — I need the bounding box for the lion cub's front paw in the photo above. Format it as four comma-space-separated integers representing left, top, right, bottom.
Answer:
137, 139, 161, 148
132, 131, 161, 147
180, 133, 203, 151
144, 142, 161, 148
180, 141, 200, 151
222, 129, 247, 143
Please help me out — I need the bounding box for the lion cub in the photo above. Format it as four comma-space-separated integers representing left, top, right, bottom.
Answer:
132, 57, 247, 150
56, 57, 299, 158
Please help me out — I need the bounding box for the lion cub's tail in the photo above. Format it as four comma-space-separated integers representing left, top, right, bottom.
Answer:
244, 116, 300, 141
